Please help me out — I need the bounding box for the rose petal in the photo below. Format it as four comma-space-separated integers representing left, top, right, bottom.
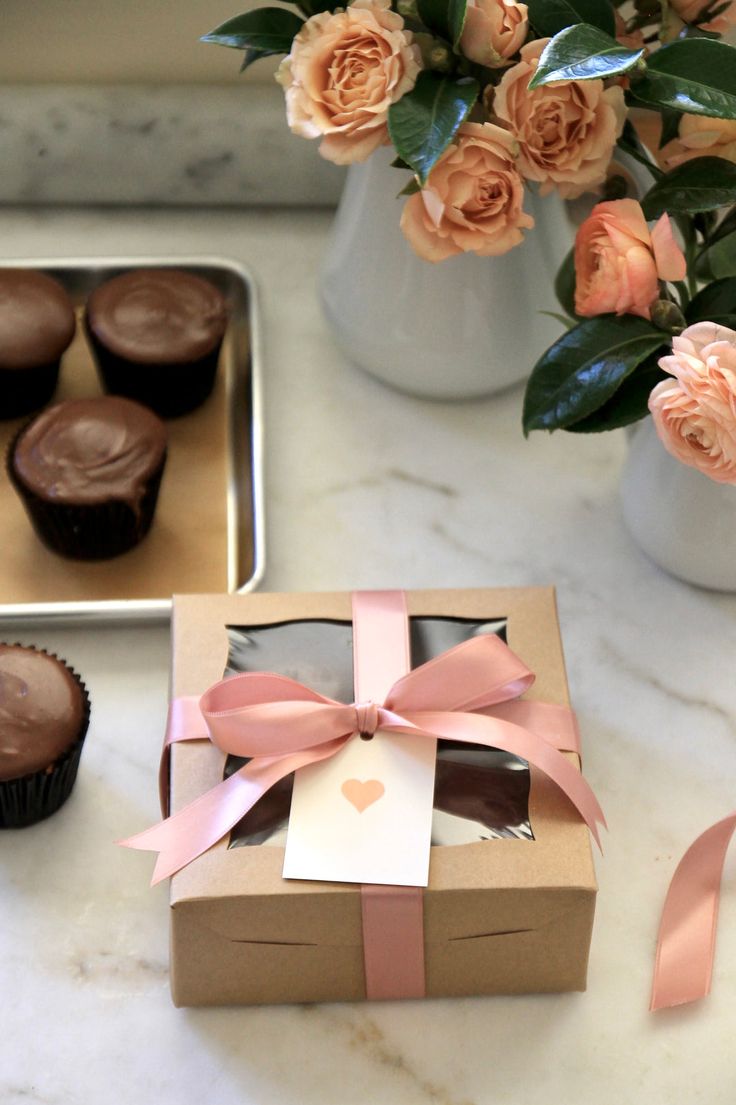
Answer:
650, 214, 687, 282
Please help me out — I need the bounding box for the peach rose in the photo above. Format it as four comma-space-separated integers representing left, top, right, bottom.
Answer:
574, 199, 686, 319
661, 114, 736, 168
275, 0, 421, 165
493, 39, 627, 199
614, 10, 646, 51
669, 0, 736, 33
460, 0, 528, 68
649, 323, 736, 484
400, 122, 534, 261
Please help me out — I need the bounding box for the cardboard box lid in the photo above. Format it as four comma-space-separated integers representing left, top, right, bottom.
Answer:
167, 588, 597, 941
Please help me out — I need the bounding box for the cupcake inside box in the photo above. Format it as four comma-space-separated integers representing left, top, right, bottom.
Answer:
0, 260, 257, 608
223, 616, 533, 848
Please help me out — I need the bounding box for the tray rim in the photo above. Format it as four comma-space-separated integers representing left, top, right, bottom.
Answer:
0, 253, 265, 625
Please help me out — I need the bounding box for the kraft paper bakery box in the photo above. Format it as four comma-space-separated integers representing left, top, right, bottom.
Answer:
159, 588, 598, 1007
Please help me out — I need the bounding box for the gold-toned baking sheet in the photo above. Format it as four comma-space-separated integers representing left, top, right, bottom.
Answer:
0, 257, 264, 623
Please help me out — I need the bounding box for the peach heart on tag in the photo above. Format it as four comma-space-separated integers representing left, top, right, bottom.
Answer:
341, 778, 385, 813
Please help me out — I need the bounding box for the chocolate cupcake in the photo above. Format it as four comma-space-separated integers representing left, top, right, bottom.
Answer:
0, 644, 90, 828
0, 269, 76, 420
85, 268, 228, 417
8, 396, 167, 560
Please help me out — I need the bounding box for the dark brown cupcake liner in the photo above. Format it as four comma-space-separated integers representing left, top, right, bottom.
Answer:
85, 321, 221, 419
0, 647, 91, 829
6, 423, 167, 560
0, 360, 61, 421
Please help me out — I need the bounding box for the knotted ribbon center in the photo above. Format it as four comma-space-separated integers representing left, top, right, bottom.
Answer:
355, 700, 380, 738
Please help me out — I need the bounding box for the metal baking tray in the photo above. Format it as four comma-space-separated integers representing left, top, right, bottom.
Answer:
0, 255, 264, 624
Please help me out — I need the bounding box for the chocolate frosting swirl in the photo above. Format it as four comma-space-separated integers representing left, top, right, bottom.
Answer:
0, 645, 84, 781
0, 269, 76, 369
86, 269, 227, 364
12, 396, 167, 509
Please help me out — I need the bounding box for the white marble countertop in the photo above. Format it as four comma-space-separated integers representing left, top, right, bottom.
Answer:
1, 206, 734, 1105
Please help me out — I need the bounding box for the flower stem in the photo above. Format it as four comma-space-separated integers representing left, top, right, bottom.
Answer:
674, 214, 699, 301
673, 280, 690, 310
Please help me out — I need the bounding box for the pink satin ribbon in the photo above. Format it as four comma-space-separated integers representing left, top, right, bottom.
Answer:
651, 812, 736, 1011
121, 603, 604, 888
350, 592, 425, 1001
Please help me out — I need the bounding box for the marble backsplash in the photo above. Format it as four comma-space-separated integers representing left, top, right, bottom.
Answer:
0, 83, 345, 206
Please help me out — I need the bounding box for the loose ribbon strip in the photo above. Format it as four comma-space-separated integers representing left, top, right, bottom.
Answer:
651, 811, 736, 1011
121, 630, 605, 885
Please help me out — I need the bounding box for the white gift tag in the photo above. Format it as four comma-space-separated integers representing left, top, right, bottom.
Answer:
283, 591, 436, 886
282, 728, 437, 886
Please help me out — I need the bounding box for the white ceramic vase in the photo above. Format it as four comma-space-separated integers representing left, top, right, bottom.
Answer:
319, 147, 574, 400
621, 418, 736, 591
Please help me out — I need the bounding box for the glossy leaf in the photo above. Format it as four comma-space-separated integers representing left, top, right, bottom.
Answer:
555, 249, 578, 319
298, 0, 338, 13
695, 210, 736, 280
201, 9, 303, 57
686, 278, 736, 324
641, 157, 736, 218
526, 0, 616, 37
417, 0, 467, 46
540, 310, 577, 330
522, 315, 666, 433
388, 72, 478, 185
658, 108, 682, 150
566, 357, 668, 432
528, 24, 644, 88
705, 207, 736, 249
398, 177, 422, 197
629, 39, 736, 119
697, 230, 736, 279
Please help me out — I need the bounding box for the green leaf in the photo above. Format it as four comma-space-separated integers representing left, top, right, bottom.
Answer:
526, 0, 615, 37
528, 24, 644, 88
388, 72, 478, 185
658, 108, 682, 150
201, 9, 303, 56
629, 39, 736, 119
705, 207, 736, 249
540, 310, 577, 330
697, 230, 736, 279
298, 0, 338, 13
555, 249, 579, 318
695, 211, 736, 280
417, 0, 467, 46
398, 177, 422, 197
566, 357, 668, 432
522, 315, 666, 433
686, 278, 736, 323
641, 157, 736, 218
686, 312, 736, 332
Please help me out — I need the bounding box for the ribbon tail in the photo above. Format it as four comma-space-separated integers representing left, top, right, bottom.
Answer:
480, 700, 581, 755
395, 711, 606, 849
119, 739, 348, 885
650, 812, 736, 1011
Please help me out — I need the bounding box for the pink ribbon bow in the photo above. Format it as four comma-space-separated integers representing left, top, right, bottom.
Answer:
121, 627, 605, 886
651, 812, 736, 1011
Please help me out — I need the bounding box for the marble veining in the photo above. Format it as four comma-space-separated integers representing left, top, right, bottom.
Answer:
0, 84, 344, 206
0, 206, 734, 1104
